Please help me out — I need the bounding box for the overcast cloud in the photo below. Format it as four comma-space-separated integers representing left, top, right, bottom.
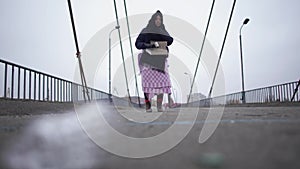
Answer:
0, 0, 299, 97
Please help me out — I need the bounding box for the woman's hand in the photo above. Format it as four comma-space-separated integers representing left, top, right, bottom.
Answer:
144, 43, 156, 48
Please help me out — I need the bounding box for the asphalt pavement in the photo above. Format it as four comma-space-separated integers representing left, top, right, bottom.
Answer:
0, 99, 299, 169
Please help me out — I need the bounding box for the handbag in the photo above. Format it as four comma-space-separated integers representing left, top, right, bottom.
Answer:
140, 51, 167, 71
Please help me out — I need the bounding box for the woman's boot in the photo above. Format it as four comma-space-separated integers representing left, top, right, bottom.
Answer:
144, 93, 152, 112
157, 94, 163, 112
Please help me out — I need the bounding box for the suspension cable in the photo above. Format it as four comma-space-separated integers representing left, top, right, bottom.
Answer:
67, 0, 90, 102
291, 79, 300, 102
112, 0, 132, 103
187, 0, 216, 104
207, 0, 237, 100
123, 0, 141, 107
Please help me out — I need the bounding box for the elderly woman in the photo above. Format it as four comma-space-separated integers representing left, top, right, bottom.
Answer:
135, 10, 174, 112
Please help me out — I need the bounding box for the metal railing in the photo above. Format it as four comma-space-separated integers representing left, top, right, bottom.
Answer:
0, 59, 109, 102
1, 58, 299, 105
244, 80, 300, 103
189, 80, 300, 106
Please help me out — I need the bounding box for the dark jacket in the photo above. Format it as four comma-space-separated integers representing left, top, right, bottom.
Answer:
135, 28, 173, 50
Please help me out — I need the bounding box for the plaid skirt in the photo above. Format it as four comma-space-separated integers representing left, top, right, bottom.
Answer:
138, 53, 172, 99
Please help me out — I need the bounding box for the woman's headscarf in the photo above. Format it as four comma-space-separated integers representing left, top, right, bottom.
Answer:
144, 10, 168, 35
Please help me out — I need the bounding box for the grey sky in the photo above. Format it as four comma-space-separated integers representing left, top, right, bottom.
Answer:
0, 0, 299, 97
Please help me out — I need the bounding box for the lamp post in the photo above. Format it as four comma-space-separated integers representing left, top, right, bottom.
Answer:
109, 25, 120, 102
184, 72, 192, 102
173, 88, 177, 103
239, 18, 250, 104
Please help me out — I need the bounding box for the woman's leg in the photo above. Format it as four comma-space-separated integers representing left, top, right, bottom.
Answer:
157, 94, 163, 112
168, 93, 174, 108
144, 93, 152, 111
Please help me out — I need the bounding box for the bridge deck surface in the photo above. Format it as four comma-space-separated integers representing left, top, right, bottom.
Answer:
0, 100, 299, 169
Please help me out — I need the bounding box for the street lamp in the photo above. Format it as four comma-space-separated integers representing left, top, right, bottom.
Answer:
239, 18, 250, 104
109, 25, 120, 102
184, 72, 192, 102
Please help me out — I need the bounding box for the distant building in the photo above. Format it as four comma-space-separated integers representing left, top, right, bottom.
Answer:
188, 92, 206, 102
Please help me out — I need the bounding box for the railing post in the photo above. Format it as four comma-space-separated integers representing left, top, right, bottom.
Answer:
50, 77, 53, 102
43, 75, 45, 101
53, 78, 55, 102
46, 76, 49, 101
67, 82, 69, 102
29, 71, 32, 100
11, 65, 14, 99
288, 83, 292, 101
268, 87, 272, 103
34, 72, 36, 100
4, 63, 7, 98
89, 88, 92, 101
18, 67, 20, 99
60, 80, 62, 102
277, 86, 280, 102
23, 69, 26, 99
38, 73, 41, 101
